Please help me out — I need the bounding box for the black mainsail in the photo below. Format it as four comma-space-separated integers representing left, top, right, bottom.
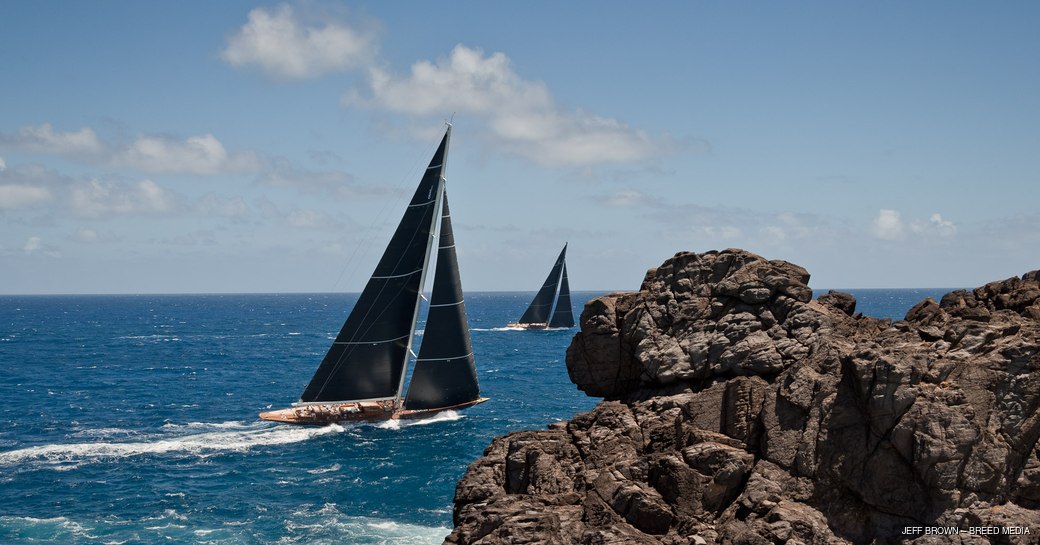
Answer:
260, 125, 486, 424
515, 244, 574, 328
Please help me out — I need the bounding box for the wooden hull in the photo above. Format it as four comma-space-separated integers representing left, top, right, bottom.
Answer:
506, 322, 549, 330
259, 397, 489, 425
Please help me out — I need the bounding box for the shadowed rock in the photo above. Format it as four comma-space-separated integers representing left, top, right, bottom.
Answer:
447, 249, 1040, 544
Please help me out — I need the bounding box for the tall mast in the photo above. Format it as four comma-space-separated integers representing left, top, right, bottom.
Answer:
517, 244, 567, 325
299, 127, 449, 404
394, 124, 451, 407
548, 259, 574, 328
403, 189, 480, 409
545, 242, 567, 321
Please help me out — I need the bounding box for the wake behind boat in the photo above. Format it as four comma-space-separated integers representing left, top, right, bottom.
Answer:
260, 125, 487, 425
507, 244, 575, 330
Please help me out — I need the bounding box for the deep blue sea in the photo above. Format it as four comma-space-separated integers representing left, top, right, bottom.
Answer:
0, 288, 951, 544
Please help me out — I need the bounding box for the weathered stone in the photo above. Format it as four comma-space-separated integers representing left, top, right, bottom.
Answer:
818, 290, 857, 316
447, 249, 1040, 545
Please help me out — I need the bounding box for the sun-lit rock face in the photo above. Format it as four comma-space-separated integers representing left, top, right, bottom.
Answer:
447, 249, 1040, 545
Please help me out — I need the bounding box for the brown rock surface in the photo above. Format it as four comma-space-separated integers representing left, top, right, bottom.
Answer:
447, 249, 1040, 544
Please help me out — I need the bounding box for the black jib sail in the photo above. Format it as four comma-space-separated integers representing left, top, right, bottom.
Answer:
547, 262, 574, 328
517, 244, 573, 327
299, 132, 448, 403
403, 194, 480, 410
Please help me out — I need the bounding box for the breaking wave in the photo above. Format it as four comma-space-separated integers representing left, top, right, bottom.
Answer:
0, 421, 345, 469
375, 410, 462, 431
0, 505, 450, 545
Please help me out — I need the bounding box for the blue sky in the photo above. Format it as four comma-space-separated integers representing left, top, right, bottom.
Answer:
1, 1, 1037, 294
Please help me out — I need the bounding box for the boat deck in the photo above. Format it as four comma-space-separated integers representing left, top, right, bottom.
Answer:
259, 397, 489, 425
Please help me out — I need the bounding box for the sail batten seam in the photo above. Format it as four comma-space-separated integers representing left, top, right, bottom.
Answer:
371, 269, 423, 279
429, 300, 464, 307
416, 352, 474, 362
332, 333, 410, 345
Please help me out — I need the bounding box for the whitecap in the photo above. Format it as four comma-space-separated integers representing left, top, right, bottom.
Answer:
373, 410, 461, 431
159, 420, 255, 432
68, 427, 140, 440
0, 423, 345, 469
403, 410, 462, 426
279, 503, 450, 545
375, 419, 401, 431
306, 463, 341, 474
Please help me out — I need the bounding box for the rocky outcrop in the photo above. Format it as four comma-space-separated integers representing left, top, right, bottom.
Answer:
447, 249, 1040, 544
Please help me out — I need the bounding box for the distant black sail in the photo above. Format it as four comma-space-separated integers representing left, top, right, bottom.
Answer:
518, 245, 567, 324
548, 262, 574, 328
299, 133, 448, 403
404, 194, 480, 410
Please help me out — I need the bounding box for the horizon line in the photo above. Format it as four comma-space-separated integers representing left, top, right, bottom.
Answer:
0, 287, 968, 297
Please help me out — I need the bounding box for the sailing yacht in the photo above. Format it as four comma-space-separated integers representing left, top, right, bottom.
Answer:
260, 125, 487, 424
508, 244, 574, 329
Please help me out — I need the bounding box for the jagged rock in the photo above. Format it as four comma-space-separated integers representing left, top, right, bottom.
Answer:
447, 250, 1040, 544
818, 290, 857, 316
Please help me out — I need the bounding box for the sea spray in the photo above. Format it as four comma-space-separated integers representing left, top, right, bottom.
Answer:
0, 422, 346, 469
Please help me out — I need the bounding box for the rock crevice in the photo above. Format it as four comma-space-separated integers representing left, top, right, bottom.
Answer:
448, 249, 1040, 544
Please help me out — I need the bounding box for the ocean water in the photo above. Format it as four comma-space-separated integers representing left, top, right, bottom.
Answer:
0, 288, 951, 544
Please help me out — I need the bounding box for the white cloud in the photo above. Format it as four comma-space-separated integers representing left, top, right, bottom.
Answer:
286, 208, 335, 229
763, 212, 816, 242
255, 159, 388, 199
254, 197, 347, 231
71, 179, 176, 218
595, 190, 648, 208
23, 236, 41, 253
763, 225, 788, 242
701, 225, 743, 239
114, 134, 259, 175
6, 124, 103, 155
872, 209, 957, 240
73, 228, 99, 243
911, 213, 957, 237
349, 44, 678, 167
221, 4, 376, 79
195, 193, 249, 219
871, 209, 905, 240
0, 184, 52, 209
2, 124, 261, 176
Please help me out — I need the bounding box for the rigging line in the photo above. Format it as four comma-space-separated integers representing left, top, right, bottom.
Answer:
312, 179, 443, 399
312, 139, 446, 401
312, 131, 448, 399
416, 351, 474, 362
312, 211, 431, 399
328, 134, 444, 295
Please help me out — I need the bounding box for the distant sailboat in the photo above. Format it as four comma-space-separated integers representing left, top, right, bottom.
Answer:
260, 125, 487, 424
508, 244, 574, 329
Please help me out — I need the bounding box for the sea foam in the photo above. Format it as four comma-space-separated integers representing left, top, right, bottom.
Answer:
0, 422, 345, 469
